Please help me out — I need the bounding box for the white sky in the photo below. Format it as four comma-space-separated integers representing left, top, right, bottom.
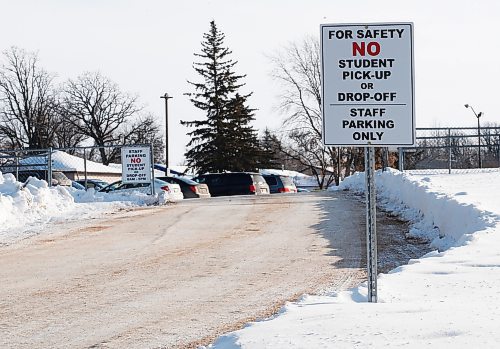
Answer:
1, 0, 499, 165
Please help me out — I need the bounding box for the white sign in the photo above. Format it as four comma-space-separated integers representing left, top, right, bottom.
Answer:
321, 22, 415, 146
121, 146, 151, 183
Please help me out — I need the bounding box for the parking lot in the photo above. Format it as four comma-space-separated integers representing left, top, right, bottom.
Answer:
0, 191, 430, 349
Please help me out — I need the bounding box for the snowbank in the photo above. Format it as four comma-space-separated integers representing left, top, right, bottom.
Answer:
210, 168, 500, 348
338, 168, 496, 250
0, 172, 169, 245
0, 173, 75, 238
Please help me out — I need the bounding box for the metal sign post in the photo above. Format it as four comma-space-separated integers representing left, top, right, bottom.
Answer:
365, 146, 377, 302
150, 144, 155, 196
47, 147, 53, 187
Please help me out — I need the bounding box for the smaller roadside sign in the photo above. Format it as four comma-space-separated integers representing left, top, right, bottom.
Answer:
121, 146, 151, 183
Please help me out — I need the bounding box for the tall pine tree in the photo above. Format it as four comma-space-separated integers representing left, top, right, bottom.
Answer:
259, 127, 282, 169
182, 21, 260, 174
224, 93, 262, 171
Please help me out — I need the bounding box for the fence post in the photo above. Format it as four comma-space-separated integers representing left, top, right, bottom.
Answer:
448, 128, 452, 174
15, 152, 19, 180
382, 147, 388, 171
497, 135, 500, 168
47, 147, 53, 187
83, 148, 88, 190
398, 147, 404, 171
337, 147, 341, 182
498, 143, 500, 168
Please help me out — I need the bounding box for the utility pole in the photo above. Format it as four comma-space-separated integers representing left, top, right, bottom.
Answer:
465, 104, 483, 169
160, 93, 173, 175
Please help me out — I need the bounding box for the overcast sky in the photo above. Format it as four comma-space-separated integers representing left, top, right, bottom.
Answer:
1, 0, 499, 165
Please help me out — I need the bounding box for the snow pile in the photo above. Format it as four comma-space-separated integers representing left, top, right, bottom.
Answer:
69, 186, 168, 206
0, 172, 168, 245
0, 173, 75, 234
338, 168, 496, 250
210, 168, 500, 348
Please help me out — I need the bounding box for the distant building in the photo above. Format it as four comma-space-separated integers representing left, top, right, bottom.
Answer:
19, 151, 122, 183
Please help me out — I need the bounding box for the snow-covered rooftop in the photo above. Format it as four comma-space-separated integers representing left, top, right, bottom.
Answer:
21, 150, 121, 174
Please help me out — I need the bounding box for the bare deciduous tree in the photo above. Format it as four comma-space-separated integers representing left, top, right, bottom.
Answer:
104, 113, 165, 164
0, 47, 58, 149
269, 37, 339, 187
61, 71, 141, 164
51, 106, 87, 154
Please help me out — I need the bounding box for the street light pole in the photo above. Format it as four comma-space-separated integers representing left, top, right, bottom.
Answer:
160, 93, 173, 175
465, 104, 483, 169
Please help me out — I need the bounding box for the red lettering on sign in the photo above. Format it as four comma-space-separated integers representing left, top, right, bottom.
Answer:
131, 157, 142, 164
352, 42, 381, 56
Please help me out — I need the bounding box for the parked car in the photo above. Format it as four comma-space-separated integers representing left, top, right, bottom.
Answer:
157, 176, 211, 199
71, 181, 86, 190
193, 172, 270, 197
263, 174, 297, 193
75, 179, 110, 190
99, 178, 184, 201
17, 170, 72, 186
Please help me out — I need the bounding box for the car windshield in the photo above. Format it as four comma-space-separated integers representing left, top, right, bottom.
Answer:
264, 176, 278, 186
193, 176, 206, 184
227, 174, 250, 185
102, 181, 122, 191
77, 179, 109, 188
155, 178, 169, 185
72, 181, 85, 190
177, 177, 198, 185
253, 175, 267, 185
156, 176, 196, 185
120, 182, 149, 189
280, 176, 294, 185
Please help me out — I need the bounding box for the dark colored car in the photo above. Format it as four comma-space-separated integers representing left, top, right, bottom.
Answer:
263, 174, 297, 194
156, 176, 211, 199
193, 172, 270, 197
75, 179, 110, 190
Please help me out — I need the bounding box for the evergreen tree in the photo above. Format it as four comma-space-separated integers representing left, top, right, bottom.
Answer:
182, 21, 260, 174
223, 93, 261, 171
259, 127, 281, 169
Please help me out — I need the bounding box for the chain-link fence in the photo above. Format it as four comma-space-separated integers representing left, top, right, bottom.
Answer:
0, 144, 154, 188
0, 148, 53, 184
2, 127, 499, 185
399, 127, 500, 173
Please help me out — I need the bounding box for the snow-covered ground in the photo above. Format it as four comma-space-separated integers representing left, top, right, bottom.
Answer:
0, 172, 169, 245
209, 168, 500, 348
